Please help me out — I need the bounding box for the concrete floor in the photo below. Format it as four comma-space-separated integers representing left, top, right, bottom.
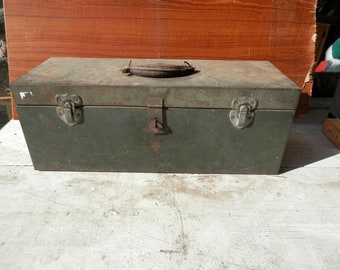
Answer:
0, 102, 339, 270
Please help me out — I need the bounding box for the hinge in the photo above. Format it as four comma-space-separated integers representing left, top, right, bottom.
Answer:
229, 97, 258, 129
55, 94, 83, 126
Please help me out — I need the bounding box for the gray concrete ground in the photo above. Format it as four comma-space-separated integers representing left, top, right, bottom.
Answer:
0, 102, 339, 270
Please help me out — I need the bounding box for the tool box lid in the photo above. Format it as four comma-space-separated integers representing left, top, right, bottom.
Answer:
12, 57, 300, 110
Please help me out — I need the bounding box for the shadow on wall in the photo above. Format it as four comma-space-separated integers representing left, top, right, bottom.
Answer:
0, 0, 10, 129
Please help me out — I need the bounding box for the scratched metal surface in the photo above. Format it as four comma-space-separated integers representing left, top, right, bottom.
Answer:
17, 106, 294, 174
11, 58, 300, 173
11, 58, 300, 110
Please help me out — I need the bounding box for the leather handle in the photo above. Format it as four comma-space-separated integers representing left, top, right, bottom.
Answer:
122, 60, 199, 78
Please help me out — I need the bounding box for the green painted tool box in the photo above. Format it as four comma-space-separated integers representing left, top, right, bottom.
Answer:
11, 58, 300, 174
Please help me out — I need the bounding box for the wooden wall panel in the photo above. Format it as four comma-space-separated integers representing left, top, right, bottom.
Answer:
155, 1, 273, 60
4, 0, 316, 117
270, 0, 316, 88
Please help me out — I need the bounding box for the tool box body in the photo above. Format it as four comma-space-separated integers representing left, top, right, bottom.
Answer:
12, 58, 300, 174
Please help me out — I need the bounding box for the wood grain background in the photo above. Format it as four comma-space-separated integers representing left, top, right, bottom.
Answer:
4, 0, 316, 117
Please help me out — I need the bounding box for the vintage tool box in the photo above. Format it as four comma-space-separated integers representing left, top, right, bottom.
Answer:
11, 58, 300, 174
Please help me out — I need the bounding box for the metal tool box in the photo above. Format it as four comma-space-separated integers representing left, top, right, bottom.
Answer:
11, 58, 300, 174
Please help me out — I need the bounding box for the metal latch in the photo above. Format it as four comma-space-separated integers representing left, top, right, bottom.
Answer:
55, 94, 83, 126
147, 98, 166, 135
229, 97, 258, 129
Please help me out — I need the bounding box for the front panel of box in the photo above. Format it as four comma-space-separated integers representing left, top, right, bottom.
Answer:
17, 105, 294, 174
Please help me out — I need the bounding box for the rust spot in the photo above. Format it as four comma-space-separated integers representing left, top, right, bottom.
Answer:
150, 142, 160, 151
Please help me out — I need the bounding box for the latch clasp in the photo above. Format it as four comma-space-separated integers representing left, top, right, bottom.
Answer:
229, 97, 258, 129
147, 98, 167, 135
56, 94, 83, 126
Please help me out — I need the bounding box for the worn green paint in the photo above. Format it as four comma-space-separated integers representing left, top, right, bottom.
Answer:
17, 106, 294, 174
12, 58, 300, 109
12, 58, 300, 174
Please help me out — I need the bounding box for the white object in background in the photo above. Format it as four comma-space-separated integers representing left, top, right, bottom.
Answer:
325, 38, 340, 70
0, 39, 6, 59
